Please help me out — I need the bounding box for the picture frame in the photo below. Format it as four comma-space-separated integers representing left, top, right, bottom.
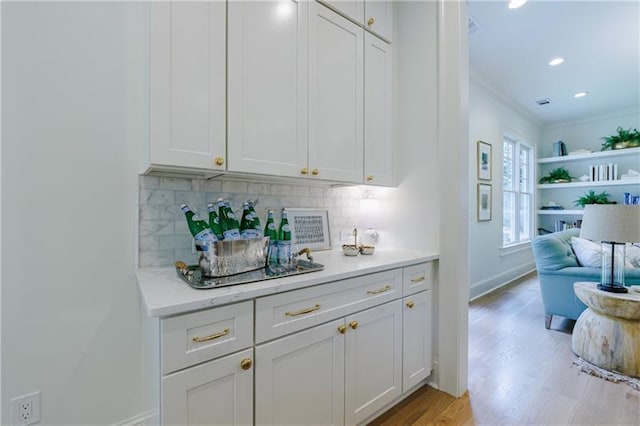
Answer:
477, 184, 492, 221
284, 208, 332, 251
477, 141, 492, 181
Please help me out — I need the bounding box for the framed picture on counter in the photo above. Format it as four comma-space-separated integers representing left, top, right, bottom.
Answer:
284, 208, 331, 251
477, 184, 492, 221
477, 141, 492, 181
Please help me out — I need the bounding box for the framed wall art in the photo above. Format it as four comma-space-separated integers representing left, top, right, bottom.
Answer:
477, 183, 492, 221
477, 141, 492, 181
284, 208, 331, 251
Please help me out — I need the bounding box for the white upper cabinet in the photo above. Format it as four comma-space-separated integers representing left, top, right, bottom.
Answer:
309, 3, 364, 183
364, 0, 393, 42
364, 32, 393, 186
320, 0, 393, 42
149, 2, 226, 172
227, 0, 309, 178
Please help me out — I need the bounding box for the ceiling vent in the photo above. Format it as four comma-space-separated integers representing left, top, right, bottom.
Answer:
536, 98, 551, 106
468, 15, 481, 35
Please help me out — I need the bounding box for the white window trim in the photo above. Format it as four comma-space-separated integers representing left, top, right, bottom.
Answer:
501, 134, 535, 248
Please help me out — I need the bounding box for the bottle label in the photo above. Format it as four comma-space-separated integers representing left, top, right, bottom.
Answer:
194, 228, 217, 242
282, 224, 291, 232
223, 229, 242, 240
277, 241, 292, 265
268, 223, 276, 230
240, 228, 261, 239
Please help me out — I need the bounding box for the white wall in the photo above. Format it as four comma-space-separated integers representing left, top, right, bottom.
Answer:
468, 75, 543, 299
2, 3, 148, 424
541, 108, 640, 157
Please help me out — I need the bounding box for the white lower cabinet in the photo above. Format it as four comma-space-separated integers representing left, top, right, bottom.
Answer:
256, 301, 402, 426
345, 299, 402, 425
402, 290, 433, 392
255, 319, 345, 425
161, 348, 254, 426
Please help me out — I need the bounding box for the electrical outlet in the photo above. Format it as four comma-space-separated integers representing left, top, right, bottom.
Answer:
10, 391, 40, 426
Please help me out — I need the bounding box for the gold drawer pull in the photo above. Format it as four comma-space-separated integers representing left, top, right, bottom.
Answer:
411, 276, 426, 283
285, 304, 321, 317
192, 328, 230, 343
240, 358, 252, 370
366, 175, 374, 182
349, 321, 358, 330
338, 325, 347, 334
367, 285, 392, 295
367, 17, 375, 26
311, 168, 320, 176
214, 156, 225, 166
300, 167, 308, 175
406, 301, 415, 309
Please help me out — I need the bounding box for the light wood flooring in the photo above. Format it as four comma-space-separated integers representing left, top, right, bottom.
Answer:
369, 273, 640, 425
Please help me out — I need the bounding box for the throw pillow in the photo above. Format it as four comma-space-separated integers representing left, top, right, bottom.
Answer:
571, 237, 601, 267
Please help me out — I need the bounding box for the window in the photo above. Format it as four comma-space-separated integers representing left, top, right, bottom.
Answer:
503, 135, 533, 246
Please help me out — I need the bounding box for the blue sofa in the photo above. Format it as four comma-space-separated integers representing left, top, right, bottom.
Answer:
531, 228, 640, 329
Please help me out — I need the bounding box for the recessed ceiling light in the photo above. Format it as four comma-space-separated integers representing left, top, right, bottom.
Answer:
549, 57, 565, 66
508, 0, 527, 9
574, 92, 588, 98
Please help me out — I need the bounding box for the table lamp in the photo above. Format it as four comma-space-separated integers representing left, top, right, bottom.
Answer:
579, 204, 640, 293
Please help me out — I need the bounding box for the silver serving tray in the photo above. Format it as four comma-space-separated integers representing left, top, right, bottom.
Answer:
175, 260, 325, 290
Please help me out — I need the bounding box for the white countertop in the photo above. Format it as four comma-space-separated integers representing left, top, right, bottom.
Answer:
137, 248, 438, 317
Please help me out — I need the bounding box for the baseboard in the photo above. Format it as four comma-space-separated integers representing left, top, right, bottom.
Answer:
115, 410, 157, 426
469, 262, 536, 301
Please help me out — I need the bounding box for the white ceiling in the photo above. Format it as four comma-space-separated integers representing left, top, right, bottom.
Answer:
468, 0, 640, 126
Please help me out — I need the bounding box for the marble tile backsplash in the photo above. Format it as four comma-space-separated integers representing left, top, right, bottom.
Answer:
138, 175, 365, 267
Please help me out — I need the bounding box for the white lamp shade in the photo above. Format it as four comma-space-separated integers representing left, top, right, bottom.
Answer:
358, 197, 382, 229
579, 204, 640, 243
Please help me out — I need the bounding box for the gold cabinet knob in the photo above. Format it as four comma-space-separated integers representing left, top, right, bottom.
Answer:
214, 156, 225, 166
367, 17, 375, 26
311, 168, 319, 176
349, 321, 358, 330
406, 301, 415, 309
338, 325, 347, 334
300, 168, 308, 175
240, 358, 252, 370
366, 175, 374, 182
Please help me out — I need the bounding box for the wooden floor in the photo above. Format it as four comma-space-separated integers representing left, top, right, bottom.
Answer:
369, 273, 640, 425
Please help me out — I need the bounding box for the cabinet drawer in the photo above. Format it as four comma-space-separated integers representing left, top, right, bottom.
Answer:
402, 262, 434, 296
161, 300, 253, 374
256, 269, 402, 343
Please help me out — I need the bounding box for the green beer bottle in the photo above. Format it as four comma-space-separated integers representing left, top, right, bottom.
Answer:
207, 202, 224, 240
240, 202, 260, 239
277, 210, 292, 265
248, 200, 262, 233
217, 198, 241, 240
180, 202, 216, 242
264, 209, 278, 265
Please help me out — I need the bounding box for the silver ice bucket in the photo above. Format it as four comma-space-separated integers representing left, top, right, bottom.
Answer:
194, 237, 269, 277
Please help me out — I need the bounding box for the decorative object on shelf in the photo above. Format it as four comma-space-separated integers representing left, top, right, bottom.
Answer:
477, 140, 492, 181
621, 169, 640, 180
539, 166, 574, 184
579, 205, 640, 293
284, 208, 331, 251
568, 149, 592, 156
600, 126, 640, 151
477, 183, 492, 221
552, 140, 567, 157
574, 190, 612, 208
541, 201, 564, 210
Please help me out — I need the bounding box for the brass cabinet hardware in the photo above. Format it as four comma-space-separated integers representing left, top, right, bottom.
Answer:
349, 321, 358, 330
214, 156, 225, 166
192, 328, 230, 343
338, 325, 347, 334
367, 17, 375, 26
311, 168, 319, 176
240, 358, 252, 370
367, 285, 392, 295
285, 304, 321, 317
410, 276, 426, 283
406, 301, 415, 309
300, 167, 308, 175
366, 175, 374, 182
